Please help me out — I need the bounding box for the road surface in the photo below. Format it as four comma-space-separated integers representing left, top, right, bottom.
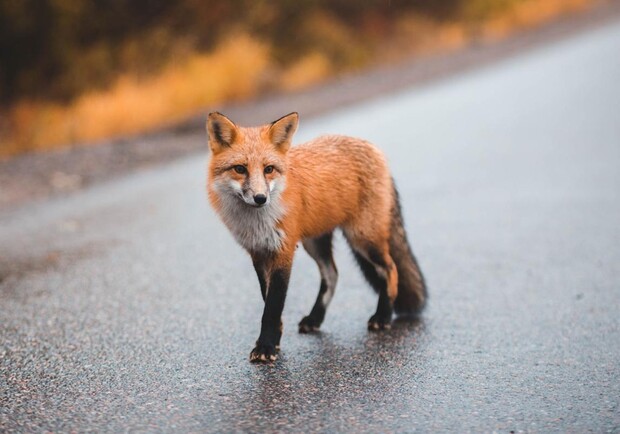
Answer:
2, 18, 620, 433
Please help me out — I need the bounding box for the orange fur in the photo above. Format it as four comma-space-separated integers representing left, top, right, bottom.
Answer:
207, 115, 395, 276
206, 112, 425, 362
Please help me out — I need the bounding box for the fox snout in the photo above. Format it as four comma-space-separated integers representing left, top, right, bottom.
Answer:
229, 174, 270, 207
253, 194, 267, 205
244, 190, 269, 207
216, 170, 282, 209
242, 173, 271, 207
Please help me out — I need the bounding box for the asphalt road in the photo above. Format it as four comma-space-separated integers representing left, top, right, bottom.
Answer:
2, 19, 620, 433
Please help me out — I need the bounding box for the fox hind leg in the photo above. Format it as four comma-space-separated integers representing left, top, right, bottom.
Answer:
346, 233, 398, 331
299, 232, 338, 333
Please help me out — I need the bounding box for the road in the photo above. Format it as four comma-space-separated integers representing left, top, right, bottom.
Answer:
2, 19, 620, 433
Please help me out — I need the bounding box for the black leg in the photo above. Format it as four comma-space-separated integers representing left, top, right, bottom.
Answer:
252, 256, 268, 301
352, 250, 394, 331
250, 267, 291, 363
299, 233, 338, 333
368, 286, 394, 331
352, 251, 385, 292
299, 279, 329, 332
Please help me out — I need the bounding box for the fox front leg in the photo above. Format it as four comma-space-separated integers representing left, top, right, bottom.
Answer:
250, 263, 292, 363
252, 255, 269, 302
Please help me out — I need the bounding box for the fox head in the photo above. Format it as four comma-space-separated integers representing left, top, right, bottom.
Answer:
207, 112, 298, 208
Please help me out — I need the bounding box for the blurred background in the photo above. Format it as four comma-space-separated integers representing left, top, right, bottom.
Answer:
0, 0, 596, 158
1, 3, 620, 430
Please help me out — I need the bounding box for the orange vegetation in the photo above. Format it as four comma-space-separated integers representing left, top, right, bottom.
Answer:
0, 0, 600, 158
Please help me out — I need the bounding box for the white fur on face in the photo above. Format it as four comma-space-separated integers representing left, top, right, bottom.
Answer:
213, 178, 287, 252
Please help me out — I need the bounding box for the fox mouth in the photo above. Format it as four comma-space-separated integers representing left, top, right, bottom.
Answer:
236, 193, 268, 208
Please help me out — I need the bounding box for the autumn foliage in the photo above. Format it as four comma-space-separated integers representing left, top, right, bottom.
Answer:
0, 0, 594, 157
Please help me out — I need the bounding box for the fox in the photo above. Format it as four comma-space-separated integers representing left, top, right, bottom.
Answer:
206, 112, 426, 363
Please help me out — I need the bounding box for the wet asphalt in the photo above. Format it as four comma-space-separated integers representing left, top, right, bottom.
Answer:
2, 19, 620, 433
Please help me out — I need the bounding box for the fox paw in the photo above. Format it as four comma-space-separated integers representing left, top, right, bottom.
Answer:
298, 316, 321, 333
368, 314, 392, 331
250, 344, 278, 363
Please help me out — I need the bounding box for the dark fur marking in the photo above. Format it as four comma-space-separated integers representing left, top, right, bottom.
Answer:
299, 233, 336, 332
299, 278, 328, 333
270, 112, 297, 146
369, 290, 393, 329
242, 175, 252, 193
352, 251, 386, 294
273, 123, 292, 146
318, 278, 328, 295
270, 112, 298, 126
251, 266, 291, 362
212, 121, 225, 145
313, 233, 333, 262
211, 117, 234, 147
258, 267, 290, 342
308, 280, 328, 319
389, 180, 427, 314
367, 246, 387, 269
349, 247, 393, 329
252, 258, 268, 301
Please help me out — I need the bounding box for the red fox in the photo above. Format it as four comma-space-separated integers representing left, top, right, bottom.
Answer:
206, 112, 426, 362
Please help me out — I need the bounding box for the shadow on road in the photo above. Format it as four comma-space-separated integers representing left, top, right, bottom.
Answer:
227, 318, 428, 430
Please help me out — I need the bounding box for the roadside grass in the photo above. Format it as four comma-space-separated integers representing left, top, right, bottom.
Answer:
1, 34, 270, 156
0, 0, 596, 159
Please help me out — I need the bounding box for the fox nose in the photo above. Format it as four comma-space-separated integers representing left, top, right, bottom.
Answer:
253, 194, 267, 205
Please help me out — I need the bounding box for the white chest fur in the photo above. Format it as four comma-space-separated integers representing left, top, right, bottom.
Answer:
216, 193, 286, 252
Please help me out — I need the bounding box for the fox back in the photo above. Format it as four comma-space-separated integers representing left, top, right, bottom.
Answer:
208, 114, 395, 251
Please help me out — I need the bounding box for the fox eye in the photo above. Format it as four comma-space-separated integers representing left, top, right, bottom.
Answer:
264, 165, 274, 174
233, 165, 247, 174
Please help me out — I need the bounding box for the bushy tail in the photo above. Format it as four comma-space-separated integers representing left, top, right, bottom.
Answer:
390, 182, 427, 315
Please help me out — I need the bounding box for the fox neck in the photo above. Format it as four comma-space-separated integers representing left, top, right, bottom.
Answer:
216, 186, 287, 253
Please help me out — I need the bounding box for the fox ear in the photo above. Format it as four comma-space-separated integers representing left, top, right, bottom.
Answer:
207, 112, 238, 154
268, 112, 298, 152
